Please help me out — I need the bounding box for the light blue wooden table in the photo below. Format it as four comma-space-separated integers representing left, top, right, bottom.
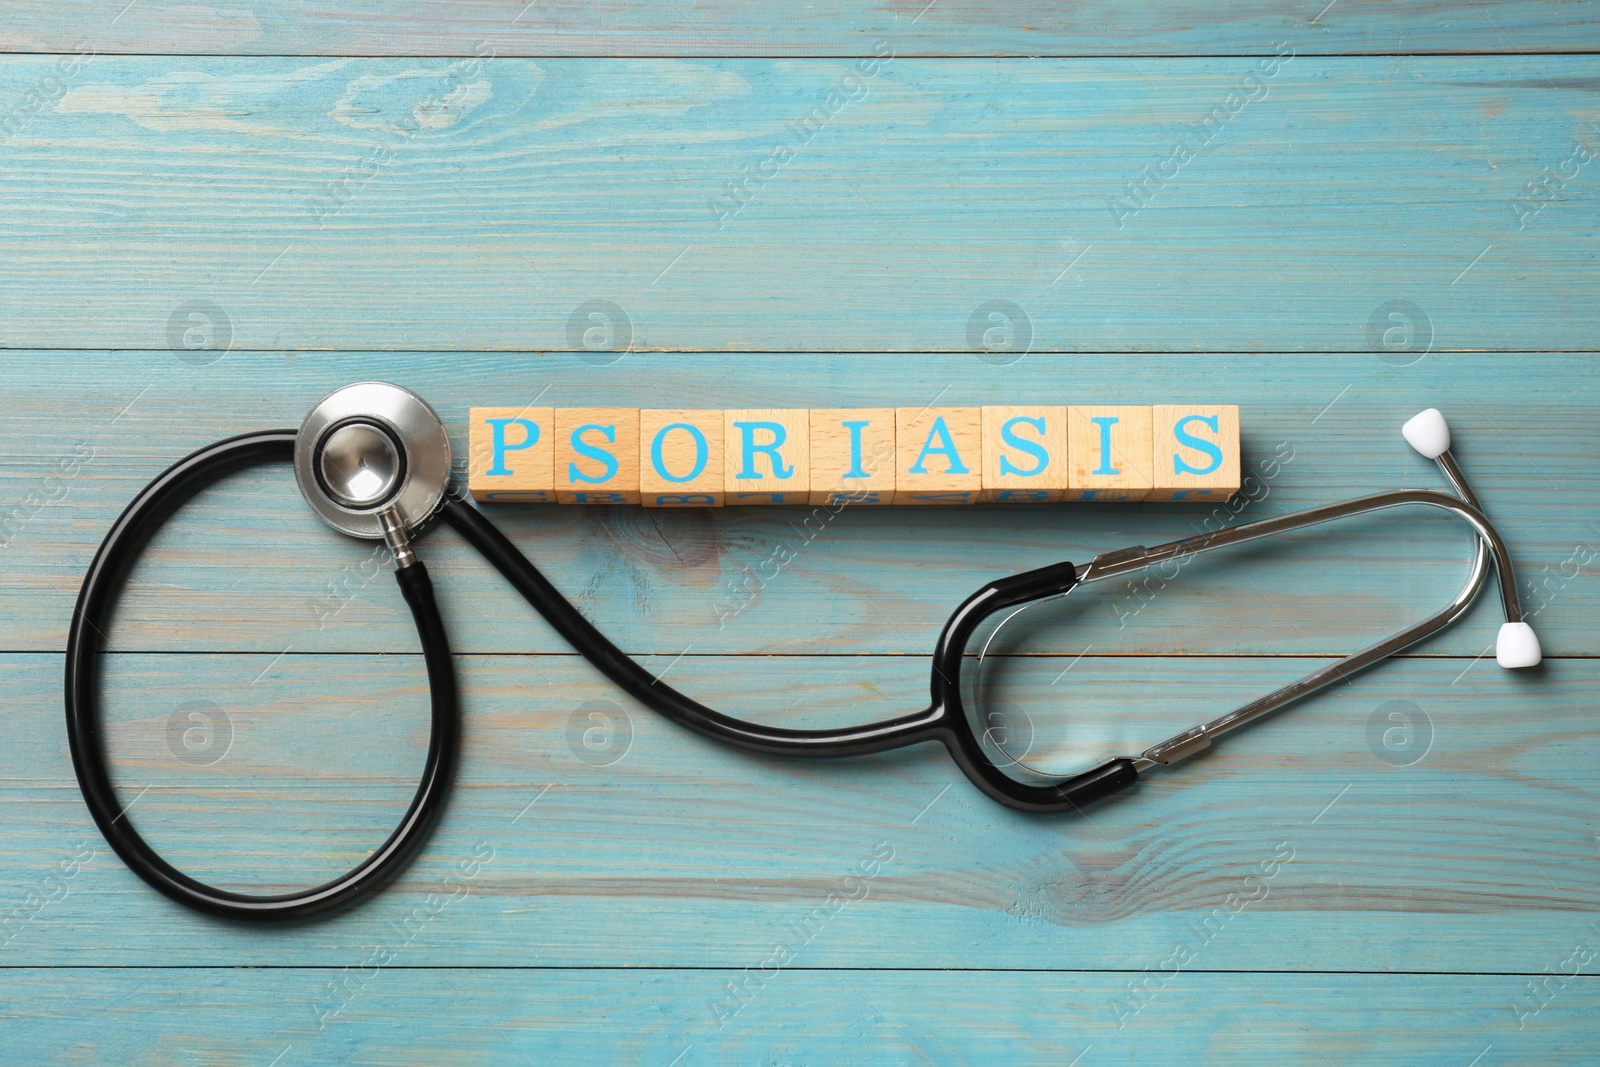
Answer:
3, 3, 1598, 1063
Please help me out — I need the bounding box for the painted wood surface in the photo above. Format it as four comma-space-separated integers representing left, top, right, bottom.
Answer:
0, 57, 1597, 352
3, 6, 1598, 1061
4, 652, 1594, 971
3, 969, 1595, 1065
5, 0, 1598, 56
1, 353, 1593, 656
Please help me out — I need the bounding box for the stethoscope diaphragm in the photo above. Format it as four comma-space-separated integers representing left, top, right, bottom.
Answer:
293, 381, 452, 540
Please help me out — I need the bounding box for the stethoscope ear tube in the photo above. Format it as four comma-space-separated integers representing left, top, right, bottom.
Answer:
64, 430, 459, 922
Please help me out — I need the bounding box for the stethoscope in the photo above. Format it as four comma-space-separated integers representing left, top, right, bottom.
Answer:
66, 382, 1542, 922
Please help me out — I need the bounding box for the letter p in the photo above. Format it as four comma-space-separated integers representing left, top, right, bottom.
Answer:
486, 418, 538, 476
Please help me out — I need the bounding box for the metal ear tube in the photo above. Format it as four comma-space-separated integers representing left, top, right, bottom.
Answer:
970, 407, 1538, 778
65, 389, 1539, 921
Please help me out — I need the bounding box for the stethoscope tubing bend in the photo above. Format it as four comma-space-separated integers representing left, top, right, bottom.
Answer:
64, 430, 460, 922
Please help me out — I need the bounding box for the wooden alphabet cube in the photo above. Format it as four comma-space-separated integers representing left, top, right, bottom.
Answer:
982, 405, 1069, 503
639, 409, 724, 507
808, 408, 896, 505
468, 406, 555, 503
554, 408, 640, 505
1066, 406, 1153, 502
1148, 404, 1241, 502
893, 407, 983, 504
724, 409, 810, 505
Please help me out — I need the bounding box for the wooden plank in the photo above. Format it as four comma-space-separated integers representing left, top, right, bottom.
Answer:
1, 352, 1594, 657
0, 57, 1597, 352
3, 1, 1594, 56
2, 968, 1594, 1065
8, 652, 1597, 969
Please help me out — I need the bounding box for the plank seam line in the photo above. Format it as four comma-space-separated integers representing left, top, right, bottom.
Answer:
2, 966, 1597, 976
2, 51, 1598, 59
6, 348, 1600, 356
63, 651, 1600, 660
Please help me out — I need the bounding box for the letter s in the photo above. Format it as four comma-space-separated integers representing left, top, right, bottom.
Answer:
1171, 414, 1224, 476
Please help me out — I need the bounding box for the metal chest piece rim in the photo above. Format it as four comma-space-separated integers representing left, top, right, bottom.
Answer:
294, 381, 452, 540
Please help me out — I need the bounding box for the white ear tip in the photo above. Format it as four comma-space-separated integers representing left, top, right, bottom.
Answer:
1402, 408, 1451, 459
1496, 622, 1542, 668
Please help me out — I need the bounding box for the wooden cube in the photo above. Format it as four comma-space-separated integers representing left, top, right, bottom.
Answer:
1148, 404, 1241, 502
893, 407, 983, 504
808, 408, 896, 505
639, 410, 724, 507
554, 408, 641, 505
982, 405, 1069, 503
468, 406, 555, 503
1066, 406, 1153, 502
724, 409, 810, 505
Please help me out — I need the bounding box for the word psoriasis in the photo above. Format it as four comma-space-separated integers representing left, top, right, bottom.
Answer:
467, 405, 1240, 507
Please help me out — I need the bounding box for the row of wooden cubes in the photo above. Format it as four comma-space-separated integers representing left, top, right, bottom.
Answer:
467, 405, 1240, 506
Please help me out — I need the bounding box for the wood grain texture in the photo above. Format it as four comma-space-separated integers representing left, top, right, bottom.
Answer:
3, 0, 1596, 55
468, 405, 555, 502
5, 652, 1595, 969
0, 57, 1597, 351
724, 408, 808, 503
4, 15, 1599, 1058
641, 408, 724, 506
982, 405, 1070, 503
809, 407, 896, 504
1148, 403, 1240, 501
1068, 405, 1155, 501
3, 352, 1592, 657
2, 969, 1594, 1065
894, 406, 982, 503
554, 407, 641, 504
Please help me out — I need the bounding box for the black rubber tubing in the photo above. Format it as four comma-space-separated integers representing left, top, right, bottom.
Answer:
439, 493, 939, 757
64, 430, 459, 922
441, 494, 1138, 812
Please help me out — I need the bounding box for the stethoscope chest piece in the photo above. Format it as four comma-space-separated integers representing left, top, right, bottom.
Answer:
295, 381, 451, 539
